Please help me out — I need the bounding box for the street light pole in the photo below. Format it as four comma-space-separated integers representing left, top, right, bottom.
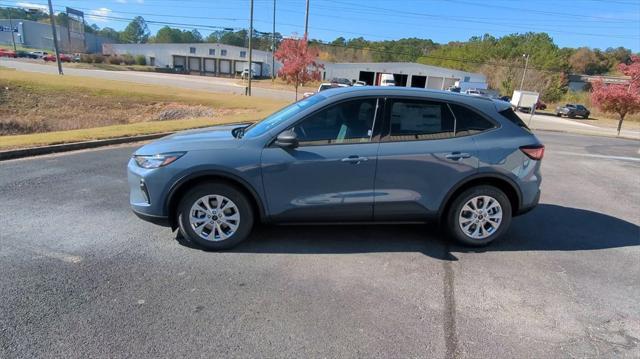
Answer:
272, 0, 276, 82
519, 53, 529, 91
304, 0, 309, 38
47, 0, 63, 75
247, 0, 254, 96
8, 12, 17, 52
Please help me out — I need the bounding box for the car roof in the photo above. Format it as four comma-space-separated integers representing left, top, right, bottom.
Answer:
319, 85, 497, 104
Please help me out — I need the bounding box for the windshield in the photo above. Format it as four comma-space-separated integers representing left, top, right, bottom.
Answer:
242, 95, 325, 138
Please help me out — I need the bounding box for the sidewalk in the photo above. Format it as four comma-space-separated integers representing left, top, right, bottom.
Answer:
517, 112, 640, 140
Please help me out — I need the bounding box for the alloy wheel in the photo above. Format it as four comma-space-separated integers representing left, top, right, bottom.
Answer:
189, 194, 240, 241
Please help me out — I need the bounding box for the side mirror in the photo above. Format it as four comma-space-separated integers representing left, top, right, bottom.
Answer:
275, 130, 298, 148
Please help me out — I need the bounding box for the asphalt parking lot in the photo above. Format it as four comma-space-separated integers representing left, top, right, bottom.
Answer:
1, 131, 638, 358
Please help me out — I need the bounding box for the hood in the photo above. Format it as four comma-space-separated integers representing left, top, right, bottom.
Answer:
134, 123, 249, 155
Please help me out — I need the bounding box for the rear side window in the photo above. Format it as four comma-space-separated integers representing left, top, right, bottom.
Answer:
387, 99, 454, 141
449, 104, 495, 136
498, 108, 530, 132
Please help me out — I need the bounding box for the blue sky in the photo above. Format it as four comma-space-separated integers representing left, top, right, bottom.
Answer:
9, 0, 640, 51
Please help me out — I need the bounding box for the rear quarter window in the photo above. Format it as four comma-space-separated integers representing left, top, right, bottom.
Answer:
498, 108, 531, 132
449, 104, 495, 136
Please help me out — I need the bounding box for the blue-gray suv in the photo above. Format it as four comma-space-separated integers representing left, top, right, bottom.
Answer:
128, 87, 543, 249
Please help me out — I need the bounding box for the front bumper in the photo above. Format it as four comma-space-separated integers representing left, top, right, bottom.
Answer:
132, 208, 170, 227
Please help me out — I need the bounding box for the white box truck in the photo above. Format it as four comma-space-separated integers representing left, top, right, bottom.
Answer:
511, 90, 539, 112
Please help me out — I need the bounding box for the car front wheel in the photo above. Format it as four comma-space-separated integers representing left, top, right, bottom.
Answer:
446, 186, 512, 246
177, 182, 254, 250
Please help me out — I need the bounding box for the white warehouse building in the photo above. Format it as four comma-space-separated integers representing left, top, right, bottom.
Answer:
103, 43, 277, 77
322, 62, 486, 90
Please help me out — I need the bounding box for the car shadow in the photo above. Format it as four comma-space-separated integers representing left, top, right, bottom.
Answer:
176, 204, 639, 261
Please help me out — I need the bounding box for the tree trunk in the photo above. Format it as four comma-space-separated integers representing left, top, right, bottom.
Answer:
617, 114, 625, 136
295, 84, 298, 101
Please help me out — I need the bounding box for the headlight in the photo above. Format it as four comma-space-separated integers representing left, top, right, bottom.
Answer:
133, 152, 186, 169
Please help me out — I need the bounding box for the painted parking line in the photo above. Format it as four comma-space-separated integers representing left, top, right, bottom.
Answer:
552, 151, 640, 162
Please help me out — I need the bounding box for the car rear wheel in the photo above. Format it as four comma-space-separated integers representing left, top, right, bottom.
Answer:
446, 186, 512, 246
177, 182, 254, 250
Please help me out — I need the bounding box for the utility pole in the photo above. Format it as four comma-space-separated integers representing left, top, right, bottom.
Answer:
272, 0, 276, 82
247, 0, 254, 96
47, 0, 63, 75
304, 0, 309, 38
8, 12, 16, 52
519, 53, 529, 90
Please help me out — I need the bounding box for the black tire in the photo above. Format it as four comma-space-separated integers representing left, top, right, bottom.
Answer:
177, 182, 254, 250
556, 113, 562, 117
583, 113, 590, 119
445, 186, 512, 246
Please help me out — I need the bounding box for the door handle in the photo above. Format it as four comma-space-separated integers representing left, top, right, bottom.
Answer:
341, 155, 368, 164
445, 152, 472, 161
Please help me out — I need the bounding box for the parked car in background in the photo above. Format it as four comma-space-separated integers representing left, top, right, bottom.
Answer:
29, 50, 48, 59
0, 48, 17, 58
303, 82, 349, 98
556, 104, 590, 119
129, 87, 543, 250
43, 54, 72, 62
353, 80, 367, 86
331, 77, 352, 86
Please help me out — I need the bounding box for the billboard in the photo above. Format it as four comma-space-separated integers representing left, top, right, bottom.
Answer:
66, 7, 85, 52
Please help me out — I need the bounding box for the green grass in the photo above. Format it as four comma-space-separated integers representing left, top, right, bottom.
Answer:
0, 68, 288, 150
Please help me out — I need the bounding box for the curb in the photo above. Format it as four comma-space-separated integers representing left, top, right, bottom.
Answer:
0, 132, 174, 161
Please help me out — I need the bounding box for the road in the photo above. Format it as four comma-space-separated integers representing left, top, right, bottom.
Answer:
0, 59, 296, 101
0, 131, 638, 358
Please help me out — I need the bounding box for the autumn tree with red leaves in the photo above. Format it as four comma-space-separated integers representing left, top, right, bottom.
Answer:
274, 37, 323, 100
590, 55, 640, 135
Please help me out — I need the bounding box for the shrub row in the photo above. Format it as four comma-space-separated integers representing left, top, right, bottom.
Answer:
78, 53, 146, 66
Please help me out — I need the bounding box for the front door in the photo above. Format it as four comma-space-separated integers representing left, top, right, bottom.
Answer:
262, 97, 381, 221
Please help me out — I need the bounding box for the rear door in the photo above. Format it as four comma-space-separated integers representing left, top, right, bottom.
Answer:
373, 98, 492, 220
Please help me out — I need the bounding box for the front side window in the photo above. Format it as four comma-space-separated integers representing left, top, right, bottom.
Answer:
293, 98, 378, 146
243, 95, 326, 139
386, 99, 454, 141
449, 104, 495, 136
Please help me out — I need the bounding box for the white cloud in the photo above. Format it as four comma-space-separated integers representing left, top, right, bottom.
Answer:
88, 7, 112, 23
15, 2, 49, 13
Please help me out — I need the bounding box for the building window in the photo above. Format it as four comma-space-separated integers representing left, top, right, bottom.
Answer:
189, 47, 196, 54
221, 49, 227, 56
240, 51, 246, 58
463, 76, 470, 82
149, 57, 155, 66
209, 49, 215, 56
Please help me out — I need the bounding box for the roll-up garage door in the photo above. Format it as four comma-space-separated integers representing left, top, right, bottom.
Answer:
173, 55, 186, 71
219, 59, 231, 74
426, 76, 444, 89
235, 61, 247, 73
188, 57, 201, 74
204, 58, 216, 73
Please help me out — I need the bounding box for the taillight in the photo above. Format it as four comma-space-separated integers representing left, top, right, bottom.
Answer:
520, 145, 545, 160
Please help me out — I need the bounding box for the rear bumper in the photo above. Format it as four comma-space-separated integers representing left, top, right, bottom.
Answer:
132, 208, 170, 227
516, 188, 540, 216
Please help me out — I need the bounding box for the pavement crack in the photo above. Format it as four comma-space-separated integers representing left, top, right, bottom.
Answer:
442, 243, 459, 359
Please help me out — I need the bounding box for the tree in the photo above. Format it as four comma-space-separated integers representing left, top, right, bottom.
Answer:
591, 56, 640, 135
121, 16, 149, 44
274, 37, 323, 100
98, 27, 120, 42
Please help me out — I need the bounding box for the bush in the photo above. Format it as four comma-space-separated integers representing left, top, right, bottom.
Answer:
80, 54, 91, 63
122, 54, 135, 65
135, 55, 146, 66
106, 55, 123, 65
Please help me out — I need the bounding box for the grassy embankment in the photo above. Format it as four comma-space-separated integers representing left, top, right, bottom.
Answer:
0, 67, 288, 150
